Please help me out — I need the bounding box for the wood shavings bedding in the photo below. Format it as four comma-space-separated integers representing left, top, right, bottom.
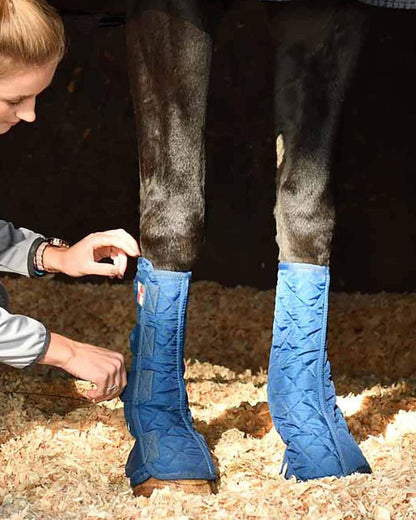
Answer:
0, 275, 416, 519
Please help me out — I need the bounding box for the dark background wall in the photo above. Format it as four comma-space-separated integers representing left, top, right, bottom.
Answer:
1, 1, 416, 291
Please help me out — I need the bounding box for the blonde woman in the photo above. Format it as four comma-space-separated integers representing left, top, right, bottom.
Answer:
0, 0, 136, 402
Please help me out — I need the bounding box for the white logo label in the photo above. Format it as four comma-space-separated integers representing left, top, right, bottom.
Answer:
137, 282, 146, 307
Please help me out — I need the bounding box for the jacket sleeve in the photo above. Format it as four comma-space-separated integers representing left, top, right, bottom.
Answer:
0, 220, 44, 277
0, 307, 50, 368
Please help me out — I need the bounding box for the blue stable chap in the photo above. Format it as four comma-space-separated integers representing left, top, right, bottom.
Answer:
122, 257, 217, 487
268, 262, 371, 480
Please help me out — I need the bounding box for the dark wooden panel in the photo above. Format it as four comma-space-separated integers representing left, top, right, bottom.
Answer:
1, 2, 416, 291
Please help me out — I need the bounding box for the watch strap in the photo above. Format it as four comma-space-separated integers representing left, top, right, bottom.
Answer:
33, 237, 70, 275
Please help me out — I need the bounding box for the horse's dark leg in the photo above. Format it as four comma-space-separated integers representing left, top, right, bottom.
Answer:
267, 0, 372, 480
127, 0, 210, 271
123, 0, 217, 496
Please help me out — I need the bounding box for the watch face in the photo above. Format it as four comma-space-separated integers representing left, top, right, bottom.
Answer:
47, 238, 69, 248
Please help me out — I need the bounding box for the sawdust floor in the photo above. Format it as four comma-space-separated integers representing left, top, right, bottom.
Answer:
1, 275, 416, 519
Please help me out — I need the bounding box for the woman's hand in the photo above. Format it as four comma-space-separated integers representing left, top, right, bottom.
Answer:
42, 229, 140, 278
37, 332, 127, 402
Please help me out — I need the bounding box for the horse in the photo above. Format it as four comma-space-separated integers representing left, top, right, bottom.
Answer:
120, 0, 414, 497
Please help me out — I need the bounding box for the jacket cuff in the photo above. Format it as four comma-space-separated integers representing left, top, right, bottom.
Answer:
27, 237, 46, 278
0, 310, 51, 369
31, 328, 51, 365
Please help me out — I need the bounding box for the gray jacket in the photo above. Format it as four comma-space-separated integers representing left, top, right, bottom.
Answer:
0, 220, 50, 368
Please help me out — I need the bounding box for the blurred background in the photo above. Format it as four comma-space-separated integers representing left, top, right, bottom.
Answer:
1, 0, 416, 291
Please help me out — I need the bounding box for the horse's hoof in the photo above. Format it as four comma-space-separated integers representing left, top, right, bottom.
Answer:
133, 478, 218, 497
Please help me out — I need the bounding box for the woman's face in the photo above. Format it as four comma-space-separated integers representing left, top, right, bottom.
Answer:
0, 61, 57, 135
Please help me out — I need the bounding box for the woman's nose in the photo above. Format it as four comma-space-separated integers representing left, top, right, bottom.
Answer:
16, 97, 36, 123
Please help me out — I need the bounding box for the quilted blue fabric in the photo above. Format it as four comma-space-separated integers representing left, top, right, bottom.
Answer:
122, 257, 217, 487
268, 262, 371, 480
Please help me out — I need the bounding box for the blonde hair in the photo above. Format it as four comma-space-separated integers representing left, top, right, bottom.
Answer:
0, 0, 65, 75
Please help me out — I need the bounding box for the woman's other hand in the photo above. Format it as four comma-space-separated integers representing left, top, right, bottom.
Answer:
43, 229, 140, 278
37, 332, 127, 402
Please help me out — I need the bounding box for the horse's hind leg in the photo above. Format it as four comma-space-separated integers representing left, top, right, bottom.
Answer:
267, 0, 371, 480
123, 0, 217, 496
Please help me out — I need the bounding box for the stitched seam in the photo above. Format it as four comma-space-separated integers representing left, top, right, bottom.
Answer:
176, 276, 215, 477
317, 269, 347, 474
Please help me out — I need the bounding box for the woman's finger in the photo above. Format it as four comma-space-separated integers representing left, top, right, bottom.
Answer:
111, 250, 121, 277
86, 261, 118, 278
110, 249, 127, 278
87, 378, 125, 403
89, 230, 140, 257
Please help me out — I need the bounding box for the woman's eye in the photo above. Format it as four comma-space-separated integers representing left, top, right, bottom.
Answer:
8, 100, 23, 106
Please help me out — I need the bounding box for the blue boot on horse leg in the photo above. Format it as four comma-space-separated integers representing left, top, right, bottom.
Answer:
122, 258, 217, 496
124, 0, 217, 496
268, 263, 371, 480
268, 1, 371, 480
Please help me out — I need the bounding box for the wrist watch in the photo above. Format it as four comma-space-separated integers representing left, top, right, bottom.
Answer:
33, 237, 70, 274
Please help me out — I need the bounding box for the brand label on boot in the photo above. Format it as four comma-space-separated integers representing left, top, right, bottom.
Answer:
137, 282, 146, 307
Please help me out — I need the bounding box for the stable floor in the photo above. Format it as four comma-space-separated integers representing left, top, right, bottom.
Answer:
0, 277, 415, 519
